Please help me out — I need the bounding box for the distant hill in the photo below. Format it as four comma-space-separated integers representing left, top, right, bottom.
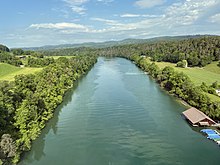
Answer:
22, 35, 217, 51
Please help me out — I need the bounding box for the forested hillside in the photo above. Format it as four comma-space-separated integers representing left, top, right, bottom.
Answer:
0, 55, 97, 164
96, 36, 220, 67
24, 35, 213, 51
41, 36, 220, 67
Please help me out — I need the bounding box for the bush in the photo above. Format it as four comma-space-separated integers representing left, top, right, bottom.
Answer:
176, 60, 188, 68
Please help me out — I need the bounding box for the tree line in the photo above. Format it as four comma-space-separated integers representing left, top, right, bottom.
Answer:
40, 36, 220, 67
129, 55, 220, 119
0, 51, 22, 67
0, 45, 55, 68
99, 36, 220, 67
0, 55, 97, 164
26, 56, 55, 67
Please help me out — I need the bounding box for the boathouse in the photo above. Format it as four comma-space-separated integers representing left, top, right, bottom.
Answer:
182, 107, 216, 126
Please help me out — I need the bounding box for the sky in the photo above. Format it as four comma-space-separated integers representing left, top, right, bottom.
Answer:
0, 0, 220, 48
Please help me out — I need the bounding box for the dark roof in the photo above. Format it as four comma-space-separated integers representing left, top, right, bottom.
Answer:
182, 107, 216, 125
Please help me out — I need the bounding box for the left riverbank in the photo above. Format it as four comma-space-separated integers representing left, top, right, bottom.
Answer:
0, 56, 97, 164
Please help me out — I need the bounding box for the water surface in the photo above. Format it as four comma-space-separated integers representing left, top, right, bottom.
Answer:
20, 57, 220, 165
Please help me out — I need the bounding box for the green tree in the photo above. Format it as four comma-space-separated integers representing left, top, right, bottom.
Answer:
187, 52, 199, 66
0, 134, 16, 158
211, 81, 218, 88
0, 45, 10, 52
11, 48, 24, 55
200, 82, 208, 92
176, 60, 188, 68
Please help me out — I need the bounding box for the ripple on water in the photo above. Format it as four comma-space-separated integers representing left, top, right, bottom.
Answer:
19, 58, 220, 165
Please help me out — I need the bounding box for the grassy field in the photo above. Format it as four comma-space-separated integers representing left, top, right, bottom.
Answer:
204, 61, 220, 74
49, 56, 75, 59
206, 93, 220, 102
0, 63, 22, 77
155, 61, 220, 86
0, 56, 74, 81
0, 63, 42, 81
154, 60, 220, 102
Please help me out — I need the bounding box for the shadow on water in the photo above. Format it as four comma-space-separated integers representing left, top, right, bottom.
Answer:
19, 79, 81, 164
19, 57, 220, 165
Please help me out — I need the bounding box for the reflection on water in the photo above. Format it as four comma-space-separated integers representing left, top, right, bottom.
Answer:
19, 80, 80, 164
20, 58, 220, 165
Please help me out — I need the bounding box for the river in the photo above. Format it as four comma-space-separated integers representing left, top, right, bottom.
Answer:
20, 57, 220, 165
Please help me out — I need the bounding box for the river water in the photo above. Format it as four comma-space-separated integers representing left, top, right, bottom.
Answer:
20, 57, 220, 165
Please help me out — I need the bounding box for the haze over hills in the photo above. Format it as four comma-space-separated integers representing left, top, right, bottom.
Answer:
22, 35, 217, 51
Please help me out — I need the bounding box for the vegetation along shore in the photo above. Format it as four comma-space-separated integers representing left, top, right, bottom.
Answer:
1, 35, 220, 164
0, 45, 97, 164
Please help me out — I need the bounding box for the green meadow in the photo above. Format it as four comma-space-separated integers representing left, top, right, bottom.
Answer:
155, 61, 220, 86
0, 63, 42, 81
154, 61, 220, 102
49, 56, 75, 59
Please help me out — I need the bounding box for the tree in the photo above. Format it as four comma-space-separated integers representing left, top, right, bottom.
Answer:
0, 51, 22, 66
27, 57, 55, 67
0, 134, 16, 158
11, 48, 24, 55
0, 105, 8, 134
148, 63, 160, 78
176, 60, 188, 68
200, 82, 208, 92
187, 52, 199, 66
211, 81, 218, 88
0, 45, 9, 52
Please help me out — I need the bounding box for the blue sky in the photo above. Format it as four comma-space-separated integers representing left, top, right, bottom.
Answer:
1, 0, 220, 48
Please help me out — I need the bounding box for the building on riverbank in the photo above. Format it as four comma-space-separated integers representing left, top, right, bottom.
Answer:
182, 107, 216, 127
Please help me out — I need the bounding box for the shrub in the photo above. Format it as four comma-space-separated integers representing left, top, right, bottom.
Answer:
176, 60, 188, 68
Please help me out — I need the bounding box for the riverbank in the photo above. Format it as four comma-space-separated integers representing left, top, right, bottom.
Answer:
0, 56, 97, 164
128, 55, 220, 121
142, 70, 191, 109
19, 57, 220, 165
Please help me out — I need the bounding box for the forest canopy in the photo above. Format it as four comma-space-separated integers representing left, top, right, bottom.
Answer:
0, 55, 97, 164
41, 36, 220, 67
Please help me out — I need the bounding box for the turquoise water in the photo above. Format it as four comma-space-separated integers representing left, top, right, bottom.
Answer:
20, 57, 220, 165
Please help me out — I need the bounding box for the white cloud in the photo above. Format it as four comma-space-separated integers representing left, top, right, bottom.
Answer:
210, 13, 220, 23
135, 0, 165, 8
97, 0, 114, 3
120, 13, 164, 18
71, 6, 86, 14
64, 0, 88, 5
164, 0, 218, 26
6, 0, 220, 47
90, 17, 129, 29
90, 17, 160, 33
120, 14, 140, 18
90, 17, 118, 24
63, 0, 89, 14
30, 22, 88, 30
